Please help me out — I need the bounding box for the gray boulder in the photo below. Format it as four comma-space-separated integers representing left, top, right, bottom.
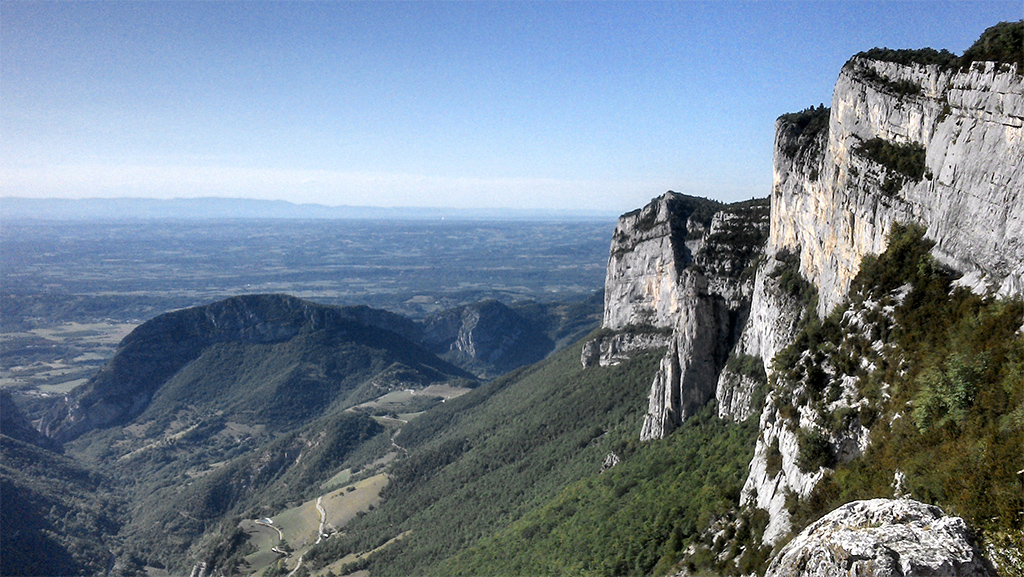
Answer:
766, 499, 995, 577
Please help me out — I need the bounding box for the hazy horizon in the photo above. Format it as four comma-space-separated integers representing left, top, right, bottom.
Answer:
3, 1, 1020, 213
0, 195, 626, 220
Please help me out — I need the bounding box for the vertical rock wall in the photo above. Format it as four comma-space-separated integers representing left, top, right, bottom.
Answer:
596, 192, 770, 440
771, 59, 1024, 315
600, 56, 1021, 547
741, 56, 1024, 544
602, 192, 718, 331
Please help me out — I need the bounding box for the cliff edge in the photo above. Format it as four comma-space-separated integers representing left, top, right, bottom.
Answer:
772, 54, 1023, 316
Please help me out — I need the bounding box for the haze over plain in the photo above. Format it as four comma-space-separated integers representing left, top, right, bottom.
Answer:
2, 0, 1020, 213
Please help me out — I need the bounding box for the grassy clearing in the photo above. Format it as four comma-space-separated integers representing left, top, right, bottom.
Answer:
273, 499, 322, 549
322, 473, 388, 530
38, 378, 89, 394
243, 473, 392, 576
417, 384, 473, 399
350, 384, 473, 416
320, 468, 352, 491
239, 519, 281, 570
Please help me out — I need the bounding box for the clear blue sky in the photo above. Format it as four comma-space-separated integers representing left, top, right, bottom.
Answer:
2, 1, 1020, 213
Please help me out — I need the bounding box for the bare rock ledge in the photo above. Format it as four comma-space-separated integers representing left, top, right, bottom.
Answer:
765, 498, 996, 577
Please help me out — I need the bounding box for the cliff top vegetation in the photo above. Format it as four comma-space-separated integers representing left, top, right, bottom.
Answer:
854, 21, 1023, 73
960, 20, 1024, 71
777, 104, 830, 160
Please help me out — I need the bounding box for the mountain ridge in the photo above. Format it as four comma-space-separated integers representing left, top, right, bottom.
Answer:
41, 294, 476, 443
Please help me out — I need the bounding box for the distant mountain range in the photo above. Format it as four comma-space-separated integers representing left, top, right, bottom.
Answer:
0, 197, 620, 221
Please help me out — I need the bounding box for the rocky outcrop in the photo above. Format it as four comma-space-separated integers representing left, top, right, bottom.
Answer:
714, 368, 762, 422
732, 255, 807, 372
765, 499, 996, 577
594, 193, 770, 440
419, 300, 554, 377
602, 193, 721, 331
715, 252, 807, 422
580, 329, 673, 368
730, 52, 1024, 546
771, 58, 1024, 316
639, 271, 736, 440
741, 391, 825, 544
739, 278, 905, 544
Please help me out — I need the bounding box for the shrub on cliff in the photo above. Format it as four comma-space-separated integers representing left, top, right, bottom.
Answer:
853, 137, 927, 193
855, 47, 959, 68
784, 223, 1024, 550
778, 105, 830, 158
796, 429, 837, 473
857, 21, 1023, 73
961, 20, 1024, 72
779, 104, 830, 138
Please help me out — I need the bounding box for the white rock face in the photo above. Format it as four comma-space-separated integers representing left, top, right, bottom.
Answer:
735, 255, 806, 376
580, 330, 673, 368
602, 192, 714, 330
740, 392, 824, 545
771, 59, 1024, 315
599, 194, 771, 440
714, 368, 760, 421
765, 499, 996, 577
732, 58, 1024, 546
640, 339, 683, 440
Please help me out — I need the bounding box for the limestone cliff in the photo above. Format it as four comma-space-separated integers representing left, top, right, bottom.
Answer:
593, 193, 770, 440
602, 192, 722, 331
598, 31, 1022, 571
771, 57, 1024, 316
737, 50, 1024, 547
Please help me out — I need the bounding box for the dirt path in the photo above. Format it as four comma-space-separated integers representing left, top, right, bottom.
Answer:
390, 428, 408, 456
315, 496, 327, 544
255, 519, 284, 542
285, 555, 303, 577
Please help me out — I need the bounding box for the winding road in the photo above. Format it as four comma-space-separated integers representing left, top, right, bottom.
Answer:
315, 496, 327, 544
283, 495, 330, 577
390, 428, 408, 456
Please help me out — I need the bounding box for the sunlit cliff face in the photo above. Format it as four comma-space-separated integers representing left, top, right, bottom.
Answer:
771, 58, 1024, 316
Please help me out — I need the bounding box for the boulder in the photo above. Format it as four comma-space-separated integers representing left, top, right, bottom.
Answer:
765, 499, 996, 577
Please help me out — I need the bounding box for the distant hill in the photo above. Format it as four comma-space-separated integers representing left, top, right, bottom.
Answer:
0, 197, 619, 221
41, 294, 474, 443
21, 294, 481, 573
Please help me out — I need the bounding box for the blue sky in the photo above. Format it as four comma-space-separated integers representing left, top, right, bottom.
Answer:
2, 1, 1020, 213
